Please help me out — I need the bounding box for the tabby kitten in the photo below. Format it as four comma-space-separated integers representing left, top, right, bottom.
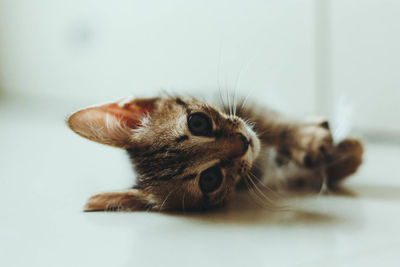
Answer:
67, 96, 363, 211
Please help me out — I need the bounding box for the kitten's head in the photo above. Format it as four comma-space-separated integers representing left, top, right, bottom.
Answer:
68, 96, 260, 211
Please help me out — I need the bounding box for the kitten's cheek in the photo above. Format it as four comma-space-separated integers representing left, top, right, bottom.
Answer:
236, 161, 250, 179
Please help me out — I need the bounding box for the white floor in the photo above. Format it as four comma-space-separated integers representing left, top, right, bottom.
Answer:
1, 96, 400, 267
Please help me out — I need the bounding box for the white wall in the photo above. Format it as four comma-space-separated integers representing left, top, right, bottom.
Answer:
329, 0, 400, 133
0, 0, 316, 115
0, 0, 399, 133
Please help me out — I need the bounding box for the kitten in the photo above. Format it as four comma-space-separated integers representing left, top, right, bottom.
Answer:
67, 96, 363, 212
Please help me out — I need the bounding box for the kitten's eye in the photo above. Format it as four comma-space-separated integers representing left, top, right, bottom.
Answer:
188, 113, 212, 136
199, 167, 222, 193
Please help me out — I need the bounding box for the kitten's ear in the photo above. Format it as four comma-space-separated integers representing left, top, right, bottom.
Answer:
85, 189, 156, 212
67, 97, 158, 148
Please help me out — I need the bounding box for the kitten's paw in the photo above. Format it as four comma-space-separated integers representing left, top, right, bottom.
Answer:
85, 192, 125, 212
326, 138, 364, 188
288, 121, 334, 168
84, 190, 153, 212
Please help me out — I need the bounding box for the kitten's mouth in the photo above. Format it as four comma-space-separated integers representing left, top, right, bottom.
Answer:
244, 134, 260, 167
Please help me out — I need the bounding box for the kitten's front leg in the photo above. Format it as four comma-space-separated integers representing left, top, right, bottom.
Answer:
85, 189, 156, 211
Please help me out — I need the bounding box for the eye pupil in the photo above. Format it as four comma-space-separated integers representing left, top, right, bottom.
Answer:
199, 167, 222, 193
193, 121, 202, 128
188, 113, 212, 136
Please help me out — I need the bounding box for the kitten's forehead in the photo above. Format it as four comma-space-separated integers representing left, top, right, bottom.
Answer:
145, 97, 228, 139
171, 97, 235, 126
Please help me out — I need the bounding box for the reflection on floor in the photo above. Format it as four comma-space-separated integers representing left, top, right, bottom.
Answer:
1, 97, 399, 267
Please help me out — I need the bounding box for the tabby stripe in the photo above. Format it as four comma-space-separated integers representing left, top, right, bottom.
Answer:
183, 174, 197, 181
175, 98, 188, 108
175, 135, 188, 143
177, 164, 188, 176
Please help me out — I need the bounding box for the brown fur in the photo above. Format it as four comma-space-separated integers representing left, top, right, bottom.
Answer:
326, 138, 364, 188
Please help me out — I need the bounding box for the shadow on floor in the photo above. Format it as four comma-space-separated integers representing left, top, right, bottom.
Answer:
165, 192, 341, 226
84, 183, 395, 227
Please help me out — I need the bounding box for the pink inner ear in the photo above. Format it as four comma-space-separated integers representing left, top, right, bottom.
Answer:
103, 101, 153, 129
68, 97, 156, 148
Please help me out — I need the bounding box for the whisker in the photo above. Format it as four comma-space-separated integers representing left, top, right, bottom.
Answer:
217, 44, 222, 95
245, 173, 276, 208
318, 166, 329, 195
247, 170, 292, 211
233, 87, 237, 117
238, 93, 250, 115
159, 188, 176, 211
248, 171, 286, 201
226, 86, 232, 118
233, 62, 247, 117
217, 45, 227, 112
243, 174, 269, 208
247, 172, 277, 202
219, 87, 227, 114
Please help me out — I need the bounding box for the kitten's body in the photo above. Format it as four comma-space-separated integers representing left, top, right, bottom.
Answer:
67, 95, 363, 212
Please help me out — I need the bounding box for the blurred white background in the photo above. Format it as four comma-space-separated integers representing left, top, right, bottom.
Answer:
1, 0, 398, 134
1, 1, 400, 267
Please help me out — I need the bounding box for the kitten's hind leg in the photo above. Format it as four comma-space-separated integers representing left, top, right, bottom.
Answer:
273, 138, 363, 193
84, 189, 156, 212
282, 121, 334, 168
325, 138, 364, 189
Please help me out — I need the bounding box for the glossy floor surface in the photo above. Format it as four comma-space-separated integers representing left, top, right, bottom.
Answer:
1, 97, 399, 267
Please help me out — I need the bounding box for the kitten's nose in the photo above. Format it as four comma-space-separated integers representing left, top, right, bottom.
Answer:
232, 133, 249, 157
